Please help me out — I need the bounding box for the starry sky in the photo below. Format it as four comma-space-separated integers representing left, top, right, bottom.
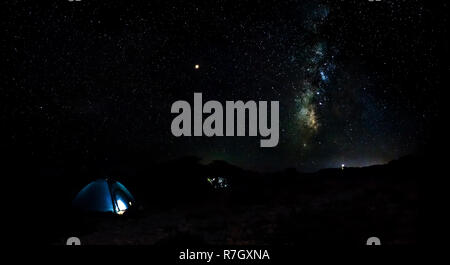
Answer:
2, 0, 445, 171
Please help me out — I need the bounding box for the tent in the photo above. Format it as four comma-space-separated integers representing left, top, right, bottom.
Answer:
72, 178, 135, 215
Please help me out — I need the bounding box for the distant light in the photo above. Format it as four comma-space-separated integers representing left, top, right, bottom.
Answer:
194, 64, 200, 69
341, 164, 345, 170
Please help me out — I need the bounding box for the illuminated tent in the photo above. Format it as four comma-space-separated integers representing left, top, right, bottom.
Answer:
72, 179, 135, 215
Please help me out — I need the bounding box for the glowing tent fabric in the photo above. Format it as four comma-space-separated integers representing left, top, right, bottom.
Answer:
72, 179, 135, 215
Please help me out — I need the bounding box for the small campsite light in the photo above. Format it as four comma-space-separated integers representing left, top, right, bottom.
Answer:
116, 199, 127, 215
206, 176, 229, 189
341, 163, 345, 170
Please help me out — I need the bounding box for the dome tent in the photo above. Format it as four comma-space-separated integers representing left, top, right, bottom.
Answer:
72, 178, 135, 215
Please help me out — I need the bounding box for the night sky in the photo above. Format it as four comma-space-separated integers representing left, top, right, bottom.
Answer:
2, 0, 444, 171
